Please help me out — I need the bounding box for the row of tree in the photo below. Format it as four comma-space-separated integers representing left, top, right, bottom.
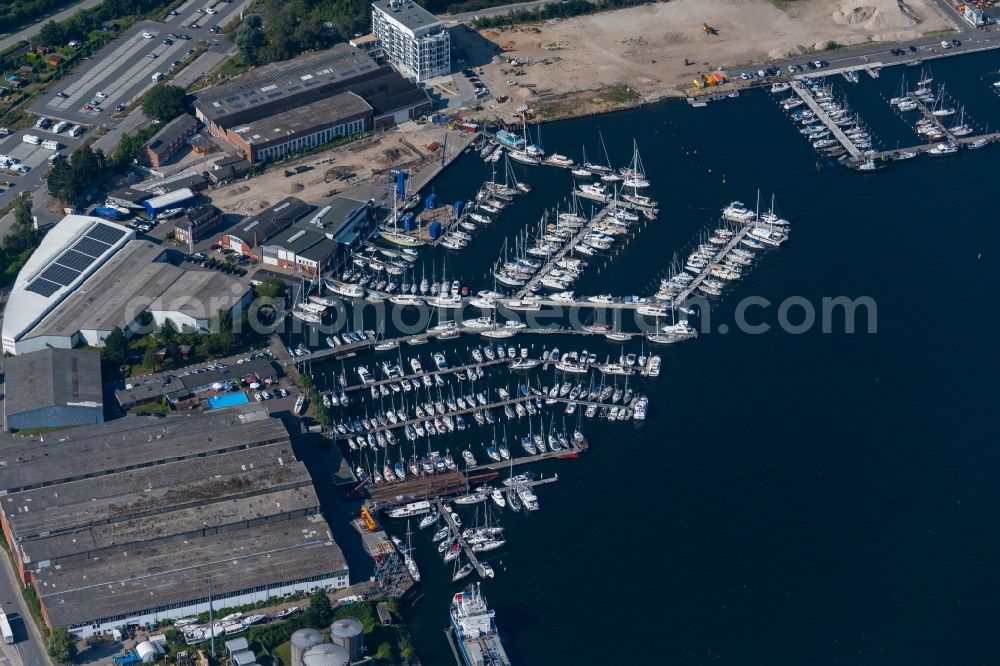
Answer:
0, 196, 40, 288
235, 0, 369, 67
472, 0, 657, 28
1, 0, 71, 33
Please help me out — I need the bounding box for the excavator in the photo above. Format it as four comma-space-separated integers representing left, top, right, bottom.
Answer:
703, 23, 718, 36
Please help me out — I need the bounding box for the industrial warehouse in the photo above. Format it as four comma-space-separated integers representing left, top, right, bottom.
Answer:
0, 405, 350, 636
220, 196, 377, 277
2, 348, 104, 431
1, 215, 251, 355
192, 43, 432, 164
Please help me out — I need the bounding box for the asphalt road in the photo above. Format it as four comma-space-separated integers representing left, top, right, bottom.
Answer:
0, 545, 49, 666
0, 0, 105, 52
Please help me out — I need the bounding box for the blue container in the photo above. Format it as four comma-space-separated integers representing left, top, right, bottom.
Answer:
94, 206, 121, 220
453, 200, 464, 217
428, 221, 442, 239
402, 212, 415, 231
425, 193, 437, 210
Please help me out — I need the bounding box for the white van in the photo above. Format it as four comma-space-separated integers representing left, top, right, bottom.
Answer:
41, 140, 60, 150
152, 72, 164, 82
22, 134, 40, 145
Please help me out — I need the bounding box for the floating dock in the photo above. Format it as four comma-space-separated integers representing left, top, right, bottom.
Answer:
670, 218, 757, 306
788, 80, 862, 160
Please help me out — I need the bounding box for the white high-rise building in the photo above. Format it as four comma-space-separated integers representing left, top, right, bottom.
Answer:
372, 0, 450, 82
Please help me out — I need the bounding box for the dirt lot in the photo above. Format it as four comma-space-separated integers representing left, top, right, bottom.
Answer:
463, 0, 955, 119
208, 121, 469, 216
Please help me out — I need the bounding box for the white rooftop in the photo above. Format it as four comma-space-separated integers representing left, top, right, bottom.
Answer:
373, 0, 443, 32
2, 215, 133, 354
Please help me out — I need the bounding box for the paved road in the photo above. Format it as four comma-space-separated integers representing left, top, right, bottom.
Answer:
0, 0, 105, 52
0, 545, 50, 666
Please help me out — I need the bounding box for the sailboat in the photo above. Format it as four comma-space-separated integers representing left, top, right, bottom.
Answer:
620, 140, 650, 188
508, 116, 542, 165
402, 521, 421, 582
572, 146, 593, 177
452, 553, 474, 582
379, 171, 426, 247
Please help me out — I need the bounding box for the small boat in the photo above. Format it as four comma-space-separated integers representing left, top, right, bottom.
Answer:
419, 511, 439, 529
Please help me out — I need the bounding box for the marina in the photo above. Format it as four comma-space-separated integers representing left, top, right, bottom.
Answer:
278, 47, 1000, 665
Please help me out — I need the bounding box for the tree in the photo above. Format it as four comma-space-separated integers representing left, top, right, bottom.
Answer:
255, 276, 286, 299
13, 194, 32, 230
374, 642, 393, 662
159, 319, 178, 345
141, 84, 188, 123
48, 146, 108, 205
102, 327, 129, 367
262, 0, 296, 62
142, 343, 159, 371
47, 627, 78, 663
305, 589, 333, 628
113, 131, 142, 169
235, 14, 266, 65
39, 20, 66, 46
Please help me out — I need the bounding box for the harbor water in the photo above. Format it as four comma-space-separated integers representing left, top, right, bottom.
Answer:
296, 50, 1000, 663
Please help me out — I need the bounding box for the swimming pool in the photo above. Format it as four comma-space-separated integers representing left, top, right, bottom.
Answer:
207, 392, 250, 409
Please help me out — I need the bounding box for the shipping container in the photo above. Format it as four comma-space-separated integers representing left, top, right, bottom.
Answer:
428, 221, 442, 239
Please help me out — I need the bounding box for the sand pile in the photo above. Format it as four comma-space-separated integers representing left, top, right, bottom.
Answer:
832, 0, 918, 31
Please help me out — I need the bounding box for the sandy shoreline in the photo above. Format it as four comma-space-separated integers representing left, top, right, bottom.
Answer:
460, 0, 956, 120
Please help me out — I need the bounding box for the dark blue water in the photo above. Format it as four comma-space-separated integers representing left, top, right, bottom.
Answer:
300, 50, 1000, 664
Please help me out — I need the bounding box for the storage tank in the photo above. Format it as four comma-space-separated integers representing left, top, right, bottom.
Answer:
302, 643, 349, 666
330, 618, 364, 661
290, 628, 324, 666
135, 641, 159, 663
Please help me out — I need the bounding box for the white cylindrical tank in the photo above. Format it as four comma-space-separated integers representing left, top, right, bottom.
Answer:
302, 643, 350, 666
135, 641, 158, 663
329, 618, 364, 661
290, 628, 324, 666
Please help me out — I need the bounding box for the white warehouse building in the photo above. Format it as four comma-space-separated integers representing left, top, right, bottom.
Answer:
372, 0, 451, 82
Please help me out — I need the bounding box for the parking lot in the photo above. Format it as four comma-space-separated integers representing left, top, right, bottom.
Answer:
0, 126, 83, 211
31, 1, 249, 124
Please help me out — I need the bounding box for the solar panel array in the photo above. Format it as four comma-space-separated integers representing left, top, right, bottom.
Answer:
25, 223, 127, 298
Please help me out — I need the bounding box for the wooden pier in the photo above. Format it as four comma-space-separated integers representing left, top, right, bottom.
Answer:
468, 443, 583, 471
906, 90, 955, 142
292, 321, 647, 365
670, 219, 757, 306
863, 131, 1000, 162
514, 202, 614, 297
340, 357, 507, 393
789, 80, 862, 160
433, 498, 488, 578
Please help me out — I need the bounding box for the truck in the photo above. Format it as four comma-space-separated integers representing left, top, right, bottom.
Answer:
0, 609, 13, 644
22, 134, 40, 145
41, 139, 60, 150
